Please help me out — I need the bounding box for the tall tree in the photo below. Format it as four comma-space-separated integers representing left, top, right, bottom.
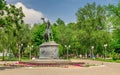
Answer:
107, 2, 120, 53
76, 3, 111, 57
0, 0, 29, 60
0, 0, 8, 60
32, 23, 46, 46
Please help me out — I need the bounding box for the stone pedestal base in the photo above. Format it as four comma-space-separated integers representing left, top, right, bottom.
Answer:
39, 41, 59, 59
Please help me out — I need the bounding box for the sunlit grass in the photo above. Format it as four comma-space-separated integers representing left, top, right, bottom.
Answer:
95, 58, 120, 63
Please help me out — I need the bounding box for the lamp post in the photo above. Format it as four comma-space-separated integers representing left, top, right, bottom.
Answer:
104, 44, 107, 59
28, 45, 30, 59
65, 45, 70, 60
17, 43, 23, 61
28, 45, 33, 59
31, 45, 34, 59
91, 46, 94, 60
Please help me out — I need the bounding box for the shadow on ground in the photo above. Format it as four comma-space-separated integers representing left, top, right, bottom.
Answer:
0, 66, 18, 70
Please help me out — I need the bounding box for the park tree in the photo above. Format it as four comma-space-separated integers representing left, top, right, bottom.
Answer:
107, 2, 120, 53
0, 0, 31, 60
4, 4, 26, 58
52, 18, 75, 57
31, 23, 46, 57
0, 0, 9, 60
76, 3, 112, 57
67, 23, 81, 57
56, 18, 65, 25
32, 23, 46, 46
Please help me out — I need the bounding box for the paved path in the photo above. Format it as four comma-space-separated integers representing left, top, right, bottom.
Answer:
0, 59, 120, 75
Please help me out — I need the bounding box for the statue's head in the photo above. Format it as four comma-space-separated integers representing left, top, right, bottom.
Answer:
41, 18, 45, 21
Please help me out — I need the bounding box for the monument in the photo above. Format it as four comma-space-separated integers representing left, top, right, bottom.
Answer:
18, 18, 85, 67
39, 18, 59, 59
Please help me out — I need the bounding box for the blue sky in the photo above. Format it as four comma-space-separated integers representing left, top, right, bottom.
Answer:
6, 0, 119, 24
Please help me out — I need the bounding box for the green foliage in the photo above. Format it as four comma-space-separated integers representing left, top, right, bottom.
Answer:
31, 24, 46, 57
107, 2, 120, 54
59, 44, 63, 57
32, 24, 46, 46
95, 58, 120, 63
0, 0, 6, 10
0, 0, 7, 27
56, 18, 65, 25
0, 0, 31, 60
112, 51, 119, 60
75, 3, 112, 57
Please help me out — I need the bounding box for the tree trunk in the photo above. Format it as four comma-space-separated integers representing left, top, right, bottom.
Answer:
2, 50, 5, 61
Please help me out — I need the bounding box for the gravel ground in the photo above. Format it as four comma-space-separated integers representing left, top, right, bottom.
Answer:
0, 59, 120, 75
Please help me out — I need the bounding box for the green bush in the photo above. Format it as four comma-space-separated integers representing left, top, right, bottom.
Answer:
112, 52, 119, 60
59, 44, 63, 57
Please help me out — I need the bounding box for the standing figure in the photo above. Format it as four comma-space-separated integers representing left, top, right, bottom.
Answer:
41, 18, 52, 42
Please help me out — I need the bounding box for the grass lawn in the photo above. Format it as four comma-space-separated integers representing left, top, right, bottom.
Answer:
95, 58, 120, 63
0, 56, 30, 61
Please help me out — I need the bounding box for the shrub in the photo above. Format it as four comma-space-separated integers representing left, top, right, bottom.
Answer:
112, 52, 119, 60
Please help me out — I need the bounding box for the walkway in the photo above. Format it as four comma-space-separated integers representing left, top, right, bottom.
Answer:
0, 59, 120, 75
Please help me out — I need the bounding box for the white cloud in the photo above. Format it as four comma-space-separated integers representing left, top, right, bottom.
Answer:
15, 2, 45, 25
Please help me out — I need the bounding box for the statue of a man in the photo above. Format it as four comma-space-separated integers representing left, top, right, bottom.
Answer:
41, 18, 52, 42
46, 20, 51, 29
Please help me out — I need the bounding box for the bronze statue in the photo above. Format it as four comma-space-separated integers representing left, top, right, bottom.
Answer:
41, 18, 53, 42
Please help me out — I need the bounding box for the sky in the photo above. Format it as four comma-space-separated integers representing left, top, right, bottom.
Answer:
6, 0, 119, 25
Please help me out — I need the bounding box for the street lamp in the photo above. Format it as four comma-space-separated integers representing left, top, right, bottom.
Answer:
28, 45, 33, 59
91, 46, 94, 60
104, 44, 107, 59
17, 43, 23, 61
65, 45, 70, 60
31, 45, 33, 57
28, 45, 30, 59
